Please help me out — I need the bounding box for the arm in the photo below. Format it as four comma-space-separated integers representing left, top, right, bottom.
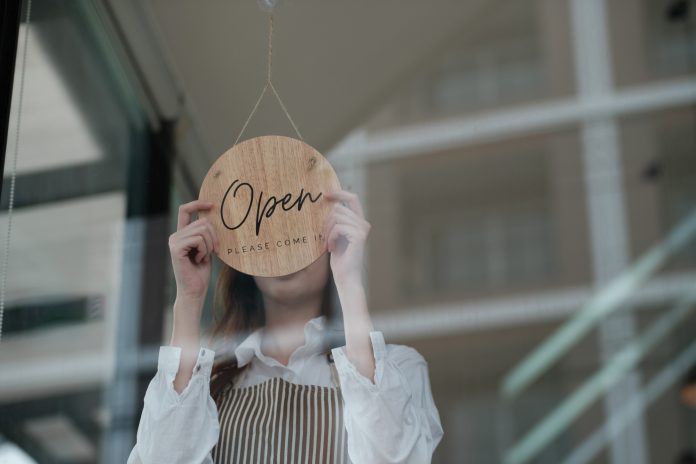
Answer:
127, 296, 219, 464
324, 190, 444, 461
336, 277, 376, 382
331, 333, 444, 463
127, 344, 219, 464
170, 294, 205, 394
323, 189, 376, 382
128, 200, 221, 462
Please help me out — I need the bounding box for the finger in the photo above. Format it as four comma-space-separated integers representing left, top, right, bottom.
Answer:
326, 221, 359, 249
193, 235, 210, 263
323, 207, 358, 239
333, 203, 369, 228
177, 235, 209, 264
327, 223, 358, 253
201, 220, 218, 255
324, 204, 370, 239
323, 190, 364, 218
190, 218, 219, 254
178, 200, 215, 231
184, 219, 216, 256
202, 219, 220, 254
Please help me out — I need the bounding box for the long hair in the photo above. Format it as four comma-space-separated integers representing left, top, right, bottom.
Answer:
208, 260, 340, 408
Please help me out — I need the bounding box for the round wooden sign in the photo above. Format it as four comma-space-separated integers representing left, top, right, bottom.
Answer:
198, 135, 342, 277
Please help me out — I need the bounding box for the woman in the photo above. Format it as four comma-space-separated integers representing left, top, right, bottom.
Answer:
127, 190, 443, 463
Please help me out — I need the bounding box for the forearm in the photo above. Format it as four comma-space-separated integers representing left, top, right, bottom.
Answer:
335, 277, 376, 382
169, 295, 204, 394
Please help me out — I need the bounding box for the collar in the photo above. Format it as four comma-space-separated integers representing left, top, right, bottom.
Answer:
234, 315, 328, 368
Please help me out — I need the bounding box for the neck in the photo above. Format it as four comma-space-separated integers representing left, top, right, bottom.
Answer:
260, 293, 323, 366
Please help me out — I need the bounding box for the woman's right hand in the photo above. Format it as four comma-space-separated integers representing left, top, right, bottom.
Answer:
168, 200, 220, 301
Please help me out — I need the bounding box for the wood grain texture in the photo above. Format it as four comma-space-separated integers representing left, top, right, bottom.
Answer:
198, 135, 341, 277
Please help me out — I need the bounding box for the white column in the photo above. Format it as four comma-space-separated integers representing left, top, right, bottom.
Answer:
570, 1, 648, 463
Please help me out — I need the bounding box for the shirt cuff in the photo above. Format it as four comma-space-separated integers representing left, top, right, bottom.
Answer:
158, 345, 216, 379
194, 347, 215, 378
331, 331, 386, 390
158, 346, 182, 375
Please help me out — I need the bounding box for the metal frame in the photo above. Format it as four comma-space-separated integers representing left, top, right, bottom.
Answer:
0, 0, 22, 195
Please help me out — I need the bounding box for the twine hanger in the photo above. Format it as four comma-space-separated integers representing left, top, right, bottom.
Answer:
233, 10, 304, 146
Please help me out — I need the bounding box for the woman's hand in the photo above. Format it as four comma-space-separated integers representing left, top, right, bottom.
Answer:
322, 190, 371, 286
169, 200, 220, 302
168, 200, 220, 394
323, 190, 376, 381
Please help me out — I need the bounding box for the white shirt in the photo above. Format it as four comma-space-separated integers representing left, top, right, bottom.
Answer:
127, 315, 443, 463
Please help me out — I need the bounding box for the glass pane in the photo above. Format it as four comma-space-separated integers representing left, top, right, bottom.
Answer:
1, 0, 149, 462
2, 0, 696, 463
364, 0, 576, 130
608, 0, 696, 87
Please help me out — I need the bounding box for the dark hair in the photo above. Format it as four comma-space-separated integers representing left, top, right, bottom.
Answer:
208, 260, 340, 408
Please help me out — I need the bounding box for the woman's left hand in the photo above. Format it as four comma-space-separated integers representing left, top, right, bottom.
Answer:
322, 190, 371, 285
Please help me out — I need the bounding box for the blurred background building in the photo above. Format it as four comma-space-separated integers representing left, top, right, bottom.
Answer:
1, 0, 695, 463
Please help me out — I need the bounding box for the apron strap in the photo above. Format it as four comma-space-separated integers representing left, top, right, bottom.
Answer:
326, 351, 340, 388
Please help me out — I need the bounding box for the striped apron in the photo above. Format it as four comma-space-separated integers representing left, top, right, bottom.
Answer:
212, 352, 350, 463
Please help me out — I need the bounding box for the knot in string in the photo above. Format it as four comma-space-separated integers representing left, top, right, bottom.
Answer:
257, 0, 282, 12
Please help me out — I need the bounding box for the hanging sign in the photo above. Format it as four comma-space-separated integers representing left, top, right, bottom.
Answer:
198, 135, 341, 277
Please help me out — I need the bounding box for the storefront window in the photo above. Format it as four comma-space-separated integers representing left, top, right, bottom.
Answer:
2, 0, 695, 463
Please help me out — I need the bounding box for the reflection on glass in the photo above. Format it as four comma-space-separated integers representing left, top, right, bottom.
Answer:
1, 0, 695, 463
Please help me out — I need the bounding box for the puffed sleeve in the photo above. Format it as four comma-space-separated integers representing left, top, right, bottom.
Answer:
330, 331, 444, 463
126, 345, 219, 464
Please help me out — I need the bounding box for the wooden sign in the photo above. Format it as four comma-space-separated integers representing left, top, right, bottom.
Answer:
198, 135, 341, 277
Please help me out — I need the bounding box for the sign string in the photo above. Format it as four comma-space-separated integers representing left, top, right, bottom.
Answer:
0, 0, 32, 345
233, 11, 304, 146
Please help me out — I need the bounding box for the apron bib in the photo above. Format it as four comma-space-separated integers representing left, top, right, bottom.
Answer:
212, 353, 349, 464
